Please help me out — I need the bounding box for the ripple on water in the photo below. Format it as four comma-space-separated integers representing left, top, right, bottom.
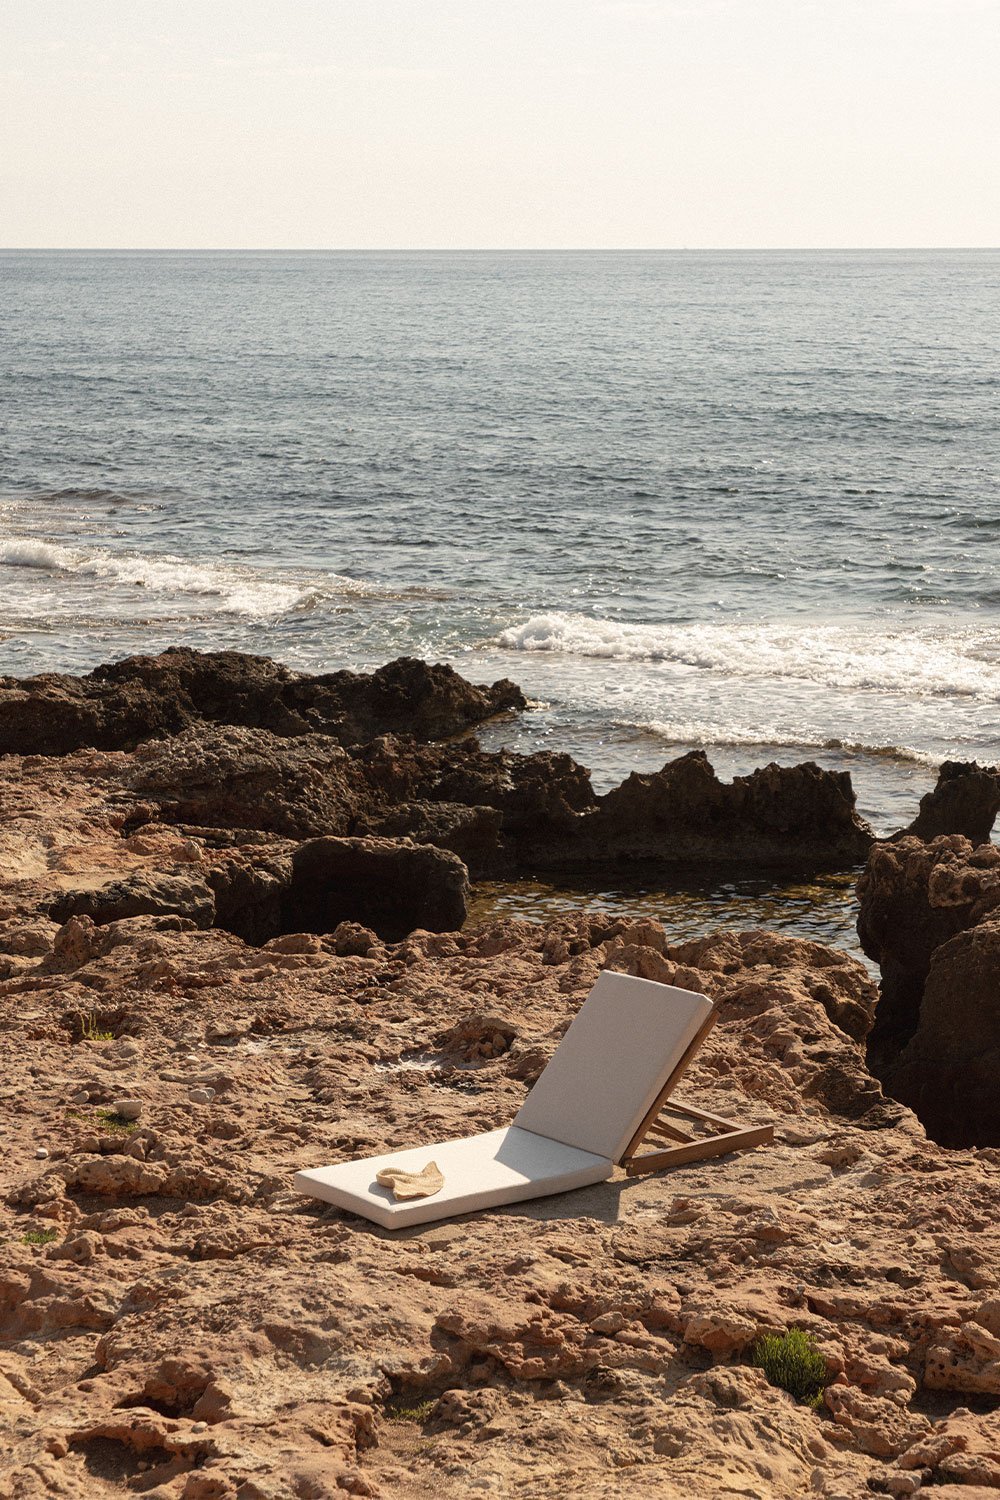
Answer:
467, 869, 873, 970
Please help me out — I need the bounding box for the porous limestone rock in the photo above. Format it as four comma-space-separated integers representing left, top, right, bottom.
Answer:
905, 759, 1000, 845
0, 647, 525, 756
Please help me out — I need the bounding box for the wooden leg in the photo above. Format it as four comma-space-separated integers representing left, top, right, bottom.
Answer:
623, 1123, 774, 1177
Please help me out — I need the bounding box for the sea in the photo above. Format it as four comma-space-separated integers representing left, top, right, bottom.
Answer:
2, 250, 998, 955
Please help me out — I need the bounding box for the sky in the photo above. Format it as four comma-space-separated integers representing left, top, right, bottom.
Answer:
1, 0, 997, 249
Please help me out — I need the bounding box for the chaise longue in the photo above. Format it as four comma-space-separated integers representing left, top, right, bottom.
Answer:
295, 970, 774, 1230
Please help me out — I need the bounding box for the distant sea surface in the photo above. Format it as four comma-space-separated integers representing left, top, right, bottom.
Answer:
2, 250, 999, 866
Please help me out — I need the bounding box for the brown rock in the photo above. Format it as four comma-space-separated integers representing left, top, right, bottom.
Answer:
283, 835, 469, 942
579, 751, 875, 870
0, 647, 525, 756
889, 918, 1000, 1147
905, 760, 1000, 845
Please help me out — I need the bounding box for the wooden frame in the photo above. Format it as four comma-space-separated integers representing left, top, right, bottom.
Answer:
619, 1012, 775, 1176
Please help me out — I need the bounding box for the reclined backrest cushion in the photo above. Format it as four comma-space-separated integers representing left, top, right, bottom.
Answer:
513, 969, 713, 1161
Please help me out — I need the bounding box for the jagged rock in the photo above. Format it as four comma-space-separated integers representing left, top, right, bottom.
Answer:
358, 800, 508, 878
93, 713, 878, 878
576, 751, 875, 870
50, 871, 217, 930
857, 836, 1000, 1078
0, 648, 525, 756
905, 760, 1000, 845
282, 835, 469, 941
358, 743, 874, 873
353, 736, 598, 851
888, 918, 1000, 1148
127, 724, 362, 838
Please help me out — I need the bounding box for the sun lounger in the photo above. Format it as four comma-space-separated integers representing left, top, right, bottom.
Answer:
294, 970, 773, 1229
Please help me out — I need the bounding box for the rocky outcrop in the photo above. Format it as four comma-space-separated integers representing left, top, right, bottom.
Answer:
905, 760, 1000, 845
857, 835, 1000, 1143
3, 902, 998, 1500
574, 751, 875, 870
281, 835, 469, 943
126, 724, 364, 839
890, 917, 1000, 1147
378, 745, 874, 872
118, 728, 874, 879
44, 834, 468, 947
0, 648, 525, 756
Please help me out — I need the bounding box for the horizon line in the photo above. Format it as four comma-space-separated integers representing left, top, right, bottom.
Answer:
2, 244, 999, 254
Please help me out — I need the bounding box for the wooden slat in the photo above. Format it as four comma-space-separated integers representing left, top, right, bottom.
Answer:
645, 1120, 695, 1144
668, 1098, 743, 1131
624, 1124, 775, 1177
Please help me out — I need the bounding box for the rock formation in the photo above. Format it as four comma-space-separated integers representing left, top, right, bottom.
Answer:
0, 648, 526, 756
0, 651, 876, 875
858, 834, 1000, 1148
3, 897, 1000, 1499
0, 657, 998, 1497
572, 750, 875, 870
904, 760, 1000, 845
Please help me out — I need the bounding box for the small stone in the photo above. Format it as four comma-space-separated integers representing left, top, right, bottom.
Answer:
112, 1098, 143, 1121
191, 1420, 208, 1433
189, 1087, 215, 1104
70, 1089, 90, 1105
35, 1147, 49, 1160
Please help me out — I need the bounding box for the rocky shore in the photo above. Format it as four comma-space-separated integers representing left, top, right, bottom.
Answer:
2, 650, 999, 1500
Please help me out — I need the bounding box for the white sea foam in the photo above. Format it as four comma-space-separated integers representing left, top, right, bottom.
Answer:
626, 720, 943, 767
494, 611, 1000, 700
0, 536, 370, 618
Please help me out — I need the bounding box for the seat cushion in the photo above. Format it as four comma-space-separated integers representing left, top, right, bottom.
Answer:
294, 1126, 612, 1230
513, 969, 713, 1161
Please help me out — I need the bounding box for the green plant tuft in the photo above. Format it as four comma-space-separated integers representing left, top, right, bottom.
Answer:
22, 1228, 59, 1246
96, 1109, 137, 1136
78, 1012, 113, 1043
385, 1398, 436, 1424
751, 1328, 827, 1406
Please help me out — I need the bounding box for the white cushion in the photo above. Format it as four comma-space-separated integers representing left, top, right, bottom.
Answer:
513, 969, 713, 1161
294, 1126, 612, 1230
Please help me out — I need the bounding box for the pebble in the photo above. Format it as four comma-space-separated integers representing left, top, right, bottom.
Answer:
35, 1146, 49, 1159
70, 1090, 90, 1105
189, 1087, 215, 1104
191, 1421, 208, 1433
113, 1098, 143, 1121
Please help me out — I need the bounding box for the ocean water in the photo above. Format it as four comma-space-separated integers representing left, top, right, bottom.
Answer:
2, 249, 999, 863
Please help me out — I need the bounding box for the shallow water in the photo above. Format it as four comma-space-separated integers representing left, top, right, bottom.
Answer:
468, 870, 871, 968
2, 249, 997, 846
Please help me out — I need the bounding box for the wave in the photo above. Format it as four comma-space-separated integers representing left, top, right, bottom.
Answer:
493, 611, 1000, 700
625, 719, 943, 767
0, 536, 371, 618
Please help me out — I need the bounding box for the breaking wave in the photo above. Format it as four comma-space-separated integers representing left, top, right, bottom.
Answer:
624, 719, 943, 767
0, 536, 372, 618
494, 611, 1000, 700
